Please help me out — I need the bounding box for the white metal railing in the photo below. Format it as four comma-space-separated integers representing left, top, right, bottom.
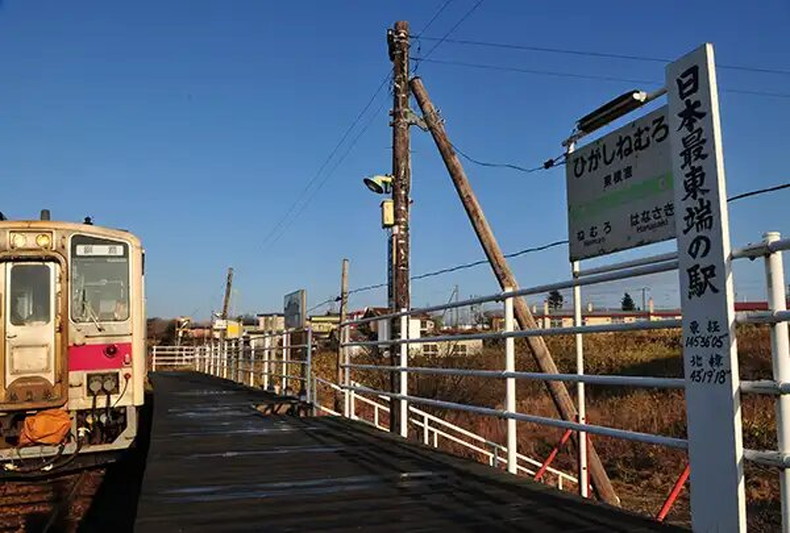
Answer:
311, 377, 577, 490
150, 345, 197, 371
154, 327, 315, 405
334, 231, 790, 529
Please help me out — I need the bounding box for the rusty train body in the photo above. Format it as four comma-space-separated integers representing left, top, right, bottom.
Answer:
0, 215, 145, 471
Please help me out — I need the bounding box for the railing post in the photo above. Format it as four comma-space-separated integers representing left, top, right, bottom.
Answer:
222, 340, 228, 379
764, 231, 790, 532
423, 413, 430, 445
238, 341, 244, 384
572, 261, 589, 497
504, 287, 517, 475
399, 311, 409, 439
350, 382, 356, 420
263, 336, 271, 391
151, 346, 157, 372
306, 327, 313, 408
282, 332, 289, 394
249, 344, 256, 387
343, 324, 351, 418
374, 404, 380, 429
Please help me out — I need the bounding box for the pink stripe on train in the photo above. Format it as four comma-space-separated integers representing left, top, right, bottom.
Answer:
68, 343, 130, 371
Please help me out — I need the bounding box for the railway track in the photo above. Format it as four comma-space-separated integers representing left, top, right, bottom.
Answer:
0, 468, 105, 533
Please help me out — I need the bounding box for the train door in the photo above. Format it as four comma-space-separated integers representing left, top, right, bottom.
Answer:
3, 262, 59, 404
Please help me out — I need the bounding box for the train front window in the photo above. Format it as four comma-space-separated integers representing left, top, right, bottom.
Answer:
71, 236, 129, 323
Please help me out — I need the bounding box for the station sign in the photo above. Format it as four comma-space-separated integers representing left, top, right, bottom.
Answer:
667, 43, 745, 531
566, 106, 674, 260
283, 289, 306, 329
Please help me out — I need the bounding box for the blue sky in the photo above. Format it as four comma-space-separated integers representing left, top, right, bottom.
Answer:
1, 1, 788, 318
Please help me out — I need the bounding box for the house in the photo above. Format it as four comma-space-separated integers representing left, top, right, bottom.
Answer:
488, 298, 682, 331
420, 337, 483, 357
308, 313, 341, 340
256, 312, 285, 332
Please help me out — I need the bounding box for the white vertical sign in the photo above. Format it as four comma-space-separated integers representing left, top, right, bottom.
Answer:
667, 43, 746, 532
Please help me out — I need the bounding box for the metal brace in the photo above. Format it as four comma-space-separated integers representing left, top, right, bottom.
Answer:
405, 108, 428, 131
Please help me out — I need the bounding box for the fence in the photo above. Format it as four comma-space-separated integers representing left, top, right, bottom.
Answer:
312, 376, 577, 490
150, 231, 789, 529
336, 231, 790, 531
152, 328, 315, 403
150, 345, 197, 371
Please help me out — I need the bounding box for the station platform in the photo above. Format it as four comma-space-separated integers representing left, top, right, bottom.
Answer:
135, 372, 684, 532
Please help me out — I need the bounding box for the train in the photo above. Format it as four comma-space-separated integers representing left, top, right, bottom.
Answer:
0, 211, 145, 475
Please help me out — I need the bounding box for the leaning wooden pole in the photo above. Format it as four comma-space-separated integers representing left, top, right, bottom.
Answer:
410, 76, 618, 505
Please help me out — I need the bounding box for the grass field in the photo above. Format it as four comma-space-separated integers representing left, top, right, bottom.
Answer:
311, 324, 782, 531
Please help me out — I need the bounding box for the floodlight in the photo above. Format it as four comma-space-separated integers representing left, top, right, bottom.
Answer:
363, 175, 393, 195
577, 90, 648, 135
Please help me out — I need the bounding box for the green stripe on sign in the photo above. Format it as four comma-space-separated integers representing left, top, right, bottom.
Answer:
569, 173, 673, 223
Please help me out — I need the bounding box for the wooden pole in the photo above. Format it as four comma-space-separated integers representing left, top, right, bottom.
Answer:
388, 20, 411, 435
335, 258, 349, 412
410, 76, 618, 505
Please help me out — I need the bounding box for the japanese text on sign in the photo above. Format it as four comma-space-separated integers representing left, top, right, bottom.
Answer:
566, 107, 674, 261
668, 44, 738, 389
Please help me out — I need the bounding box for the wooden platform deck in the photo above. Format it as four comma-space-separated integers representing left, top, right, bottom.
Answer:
135, 372, 685, 532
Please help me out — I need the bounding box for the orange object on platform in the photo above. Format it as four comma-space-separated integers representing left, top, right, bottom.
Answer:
19, 409, 71, 447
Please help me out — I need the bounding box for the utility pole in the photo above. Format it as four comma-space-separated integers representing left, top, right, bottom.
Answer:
410, 76, 618, 505
388, 20, 411, 435
640, 287, 649, 313
335, 259, 349, 412
218, 267, 234, 343
221, 267, 234, 320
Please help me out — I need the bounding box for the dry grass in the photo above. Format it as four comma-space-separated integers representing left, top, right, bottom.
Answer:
311, 325, 782, 530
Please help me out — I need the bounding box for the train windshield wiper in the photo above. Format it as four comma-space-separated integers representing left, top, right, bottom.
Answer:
80, 289, 104, 332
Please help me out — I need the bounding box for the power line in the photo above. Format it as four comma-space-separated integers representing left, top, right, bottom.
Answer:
338, 182, 790, 303
728, 182, 790, 203
419, 0, 456, 35
451, 142, 565, 173
413, 57, 790, 99
307, 297, 339, 313
265, 97, 389, 249
347, 238, 568, 296
414, 57, 658, 85
422, 0, 485, 59
261, 4, 473, 252
411, 36, 790, 77
260, 74, 391, 250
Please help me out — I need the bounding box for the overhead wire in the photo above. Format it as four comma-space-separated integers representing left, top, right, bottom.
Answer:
412, 57, 790, 99
324, 181, 790, 310
451, 141, 565, 173
420, 0, 485, 61
414, 57, 658, 85
260, 73, 391, 250
265, 96, 390, 249
410, 36, 790, 77
346, 238, 568, 298
261, 1, 475, 251
727, 182, 790, 203
420, 0, 456, 35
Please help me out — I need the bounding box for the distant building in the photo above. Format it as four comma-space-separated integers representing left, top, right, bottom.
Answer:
309, 313, 340, 339
257, 312, 285, 332
488, 298, 681, 330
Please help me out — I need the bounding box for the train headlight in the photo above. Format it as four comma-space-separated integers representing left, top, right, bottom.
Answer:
10, 233, 27, 249
35, 233, 51, 248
